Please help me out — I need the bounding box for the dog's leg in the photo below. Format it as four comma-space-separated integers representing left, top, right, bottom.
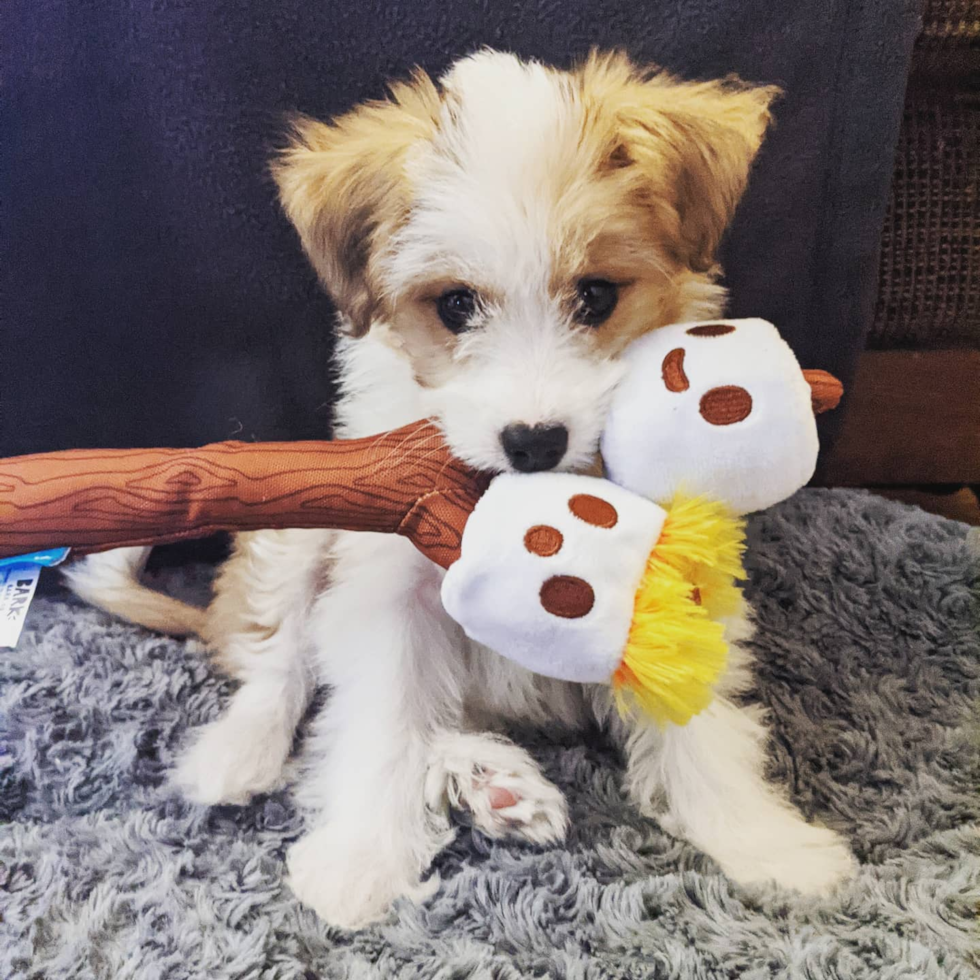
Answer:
608, 614, 855, 896
286, 534, 466, 929
173, 530, 331, 804
597, 605, 855, 895
622, 694, 856, 895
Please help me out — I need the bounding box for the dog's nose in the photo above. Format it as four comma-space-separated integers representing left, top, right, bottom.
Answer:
500, 423, 568, 473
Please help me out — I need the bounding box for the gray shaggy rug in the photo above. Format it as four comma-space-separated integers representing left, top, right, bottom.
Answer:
1, 489, 978, 979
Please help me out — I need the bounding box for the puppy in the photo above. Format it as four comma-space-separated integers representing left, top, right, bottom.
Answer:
68, 50, 855, 929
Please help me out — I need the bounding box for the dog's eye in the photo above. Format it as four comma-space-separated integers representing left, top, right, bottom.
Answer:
437, 288, 478, 334
575, 279, 619, 327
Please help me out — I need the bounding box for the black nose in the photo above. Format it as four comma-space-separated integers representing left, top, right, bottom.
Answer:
500, 423, 569, 473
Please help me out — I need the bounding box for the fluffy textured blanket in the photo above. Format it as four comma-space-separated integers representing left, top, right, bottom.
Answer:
1, 489, 978, 979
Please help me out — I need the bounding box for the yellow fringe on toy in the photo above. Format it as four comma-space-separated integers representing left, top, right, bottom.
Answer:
611, 496, 746, 728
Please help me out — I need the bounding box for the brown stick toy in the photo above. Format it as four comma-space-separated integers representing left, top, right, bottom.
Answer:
0, 420, 489, 569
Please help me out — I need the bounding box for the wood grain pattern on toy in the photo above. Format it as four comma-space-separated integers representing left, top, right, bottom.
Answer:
0, 419, 489, 568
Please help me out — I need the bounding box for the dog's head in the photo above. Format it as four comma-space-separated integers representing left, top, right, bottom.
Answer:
274, 51, 777, 472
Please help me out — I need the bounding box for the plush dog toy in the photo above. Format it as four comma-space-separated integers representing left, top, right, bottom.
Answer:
0, 319, 841, 726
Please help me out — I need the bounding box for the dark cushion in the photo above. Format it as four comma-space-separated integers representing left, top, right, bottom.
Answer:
2, 0, 920, 454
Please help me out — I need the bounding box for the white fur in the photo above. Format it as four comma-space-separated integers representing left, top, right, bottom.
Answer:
383, 54, 628, 472
393, 54, 583, 290
173, 530, 330, 804
67, 50, 855, 929
426, 316, 625, 473
655, 697, 857, 893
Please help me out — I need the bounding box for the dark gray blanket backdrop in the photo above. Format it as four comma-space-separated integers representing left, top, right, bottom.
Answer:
3, 0, 919, 456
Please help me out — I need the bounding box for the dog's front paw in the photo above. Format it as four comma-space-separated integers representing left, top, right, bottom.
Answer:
426, 732, 568, 844
714, 821, 857, 897
287, 824, 441, 929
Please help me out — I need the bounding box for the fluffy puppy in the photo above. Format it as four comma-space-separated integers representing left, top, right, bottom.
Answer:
68, 50, 855, 929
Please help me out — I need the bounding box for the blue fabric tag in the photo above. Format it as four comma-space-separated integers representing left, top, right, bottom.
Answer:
0, 548, 70, 648
0, 548, 71, 569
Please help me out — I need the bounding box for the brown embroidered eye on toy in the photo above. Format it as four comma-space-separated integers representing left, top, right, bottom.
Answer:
0, 318, 841, 727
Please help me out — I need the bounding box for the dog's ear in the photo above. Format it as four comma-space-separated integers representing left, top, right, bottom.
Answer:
272, 73, 439, 336
582, 53, 779, 272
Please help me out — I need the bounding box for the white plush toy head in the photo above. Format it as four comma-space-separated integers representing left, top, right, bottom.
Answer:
440, 473, 746, 726
600, 318, 837, 515
441, 473, 667, 684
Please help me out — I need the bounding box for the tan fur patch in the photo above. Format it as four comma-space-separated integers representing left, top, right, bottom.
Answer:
546, 52, 777, 355
573, 51, 779, 273
271, 72, 441, 336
